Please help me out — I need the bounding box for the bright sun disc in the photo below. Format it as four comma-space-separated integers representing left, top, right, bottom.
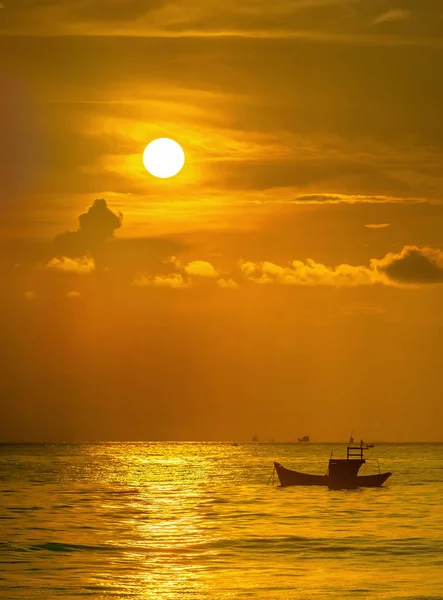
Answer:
143, 138, 185, 179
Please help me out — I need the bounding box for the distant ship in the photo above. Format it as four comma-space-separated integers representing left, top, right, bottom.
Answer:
298, 435, 310, 442
349, 436, 374, 449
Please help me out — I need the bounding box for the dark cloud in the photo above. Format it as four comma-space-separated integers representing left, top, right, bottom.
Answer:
48, 199, 189, 282
375, 246, 443, 284
78, 198, 121, 240
53, 198, 122, 257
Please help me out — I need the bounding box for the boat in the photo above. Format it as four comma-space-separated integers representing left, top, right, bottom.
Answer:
273, 444, 391, 489
298, 435, 310, 442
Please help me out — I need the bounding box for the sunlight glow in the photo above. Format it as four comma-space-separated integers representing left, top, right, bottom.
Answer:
143, 138, 185, 179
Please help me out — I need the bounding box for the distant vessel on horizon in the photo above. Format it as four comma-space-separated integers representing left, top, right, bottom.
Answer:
298, 435, 310, 442
349, 435, 374, 449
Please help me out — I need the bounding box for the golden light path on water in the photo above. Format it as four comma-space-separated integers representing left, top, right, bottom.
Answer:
0, 443, 442, 599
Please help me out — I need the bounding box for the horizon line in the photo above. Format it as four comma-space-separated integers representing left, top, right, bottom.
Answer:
1, 440, 441, 445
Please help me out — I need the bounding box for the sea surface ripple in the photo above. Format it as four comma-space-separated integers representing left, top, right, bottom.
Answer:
0, 443, 442, 599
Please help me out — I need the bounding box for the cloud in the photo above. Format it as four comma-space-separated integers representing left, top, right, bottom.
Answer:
364, 223, 391, 229
184, 260, 219, 277
240, 259, 377, 286
45, 256, 95, 274
217, 278, 239, 288
133, 273, 190, 288
2, 0, 433, 48
24, 291, 36, 300
373, 9, 411, 26
132, 259, 219, 287
66, 290, 81, 298
41, 200, 188, 284
240, 191, 433, 206
372, 246, 443, 284
53, 199, 122, 258
283, 194, 427, 205
240, 246, 443, 287
78, 198, 122, 239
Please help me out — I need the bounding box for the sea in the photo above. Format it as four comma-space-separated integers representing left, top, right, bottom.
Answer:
0, 443, 442, 600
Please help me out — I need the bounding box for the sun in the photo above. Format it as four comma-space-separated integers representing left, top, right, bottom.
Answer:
143, 138, 185, 179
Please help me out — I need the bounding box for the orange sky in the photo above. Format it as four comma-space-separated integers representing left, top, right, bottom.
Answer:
1, 1, 443, 442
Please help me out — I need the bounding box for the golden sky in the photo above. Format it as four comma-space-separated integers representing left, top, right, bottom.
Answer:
1, 1, 443, 441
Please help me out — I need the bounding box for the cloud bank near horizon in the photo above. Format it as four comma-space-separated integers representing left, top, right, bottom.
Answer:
27, 200, 443, 291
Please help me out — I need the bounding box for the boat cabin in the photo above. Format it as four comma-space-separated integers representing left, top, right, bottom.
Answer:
327, 445, 369, 488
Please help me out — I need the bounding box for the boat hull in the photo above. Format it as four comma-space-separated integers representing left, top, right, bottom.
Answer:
274, 462, 391, 488
350, 472, 391, 487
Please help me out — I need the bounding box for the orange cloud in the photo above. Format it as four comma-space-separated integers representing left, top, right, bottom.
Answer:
364, 223, 391, 229
240, 259, 378, 286
45, 257, 95, 274
241, 246, 443, 287
217, 278, 239, 288
184, 260, 219, 278
133, 260, 219, 287
133, 273, 190, 288
373, 9, 410, 25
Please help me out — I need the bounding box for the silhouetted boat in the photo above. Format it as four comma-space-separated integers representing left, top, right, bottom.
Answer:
298, 435, 310, 442
274, 445, 391, 489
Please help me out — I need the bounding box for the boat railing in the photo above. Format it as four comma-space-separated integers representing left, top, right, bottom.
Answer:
325, 450, 334, 475
362, 458, 381, 474
346, 445, 372, 460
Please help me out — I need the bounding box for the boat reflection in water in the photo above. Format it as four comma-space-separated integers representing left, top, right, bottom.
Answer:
274, 444, 391, 489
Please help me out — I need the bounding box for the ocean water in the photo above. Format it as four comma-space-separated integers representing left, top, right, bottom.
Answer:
0, 443, 442, 600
